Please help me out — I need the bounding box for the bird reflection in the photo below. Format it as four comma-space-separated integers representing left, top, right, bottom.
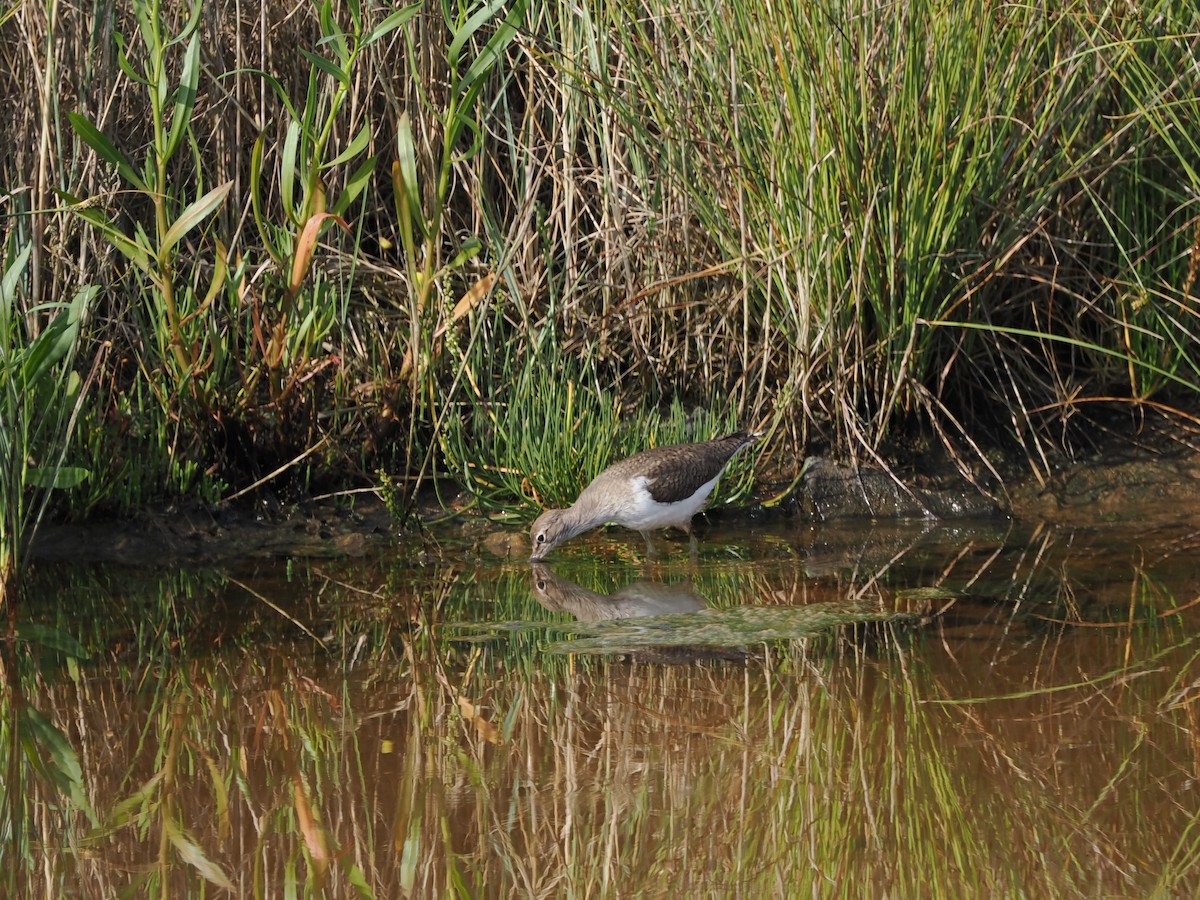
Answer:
530, 563, 708, 624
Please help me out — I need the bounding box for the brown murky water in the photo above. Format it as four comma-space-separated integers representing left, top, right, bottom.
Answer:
8, 514, 1200, 896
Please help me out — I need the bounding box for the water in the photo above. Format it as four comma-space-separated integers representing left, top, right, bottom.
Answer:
7, 515, 1200, 896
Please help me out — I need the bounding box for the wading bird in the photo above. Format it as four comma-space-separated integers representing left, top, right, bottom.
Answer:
529, 430, 761, 561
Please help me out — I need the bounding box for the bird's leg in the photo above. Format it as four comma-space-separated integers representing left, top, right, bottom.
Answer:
686, 523, 698, 571
641, 530, 657, 561
639, 531, 657, 577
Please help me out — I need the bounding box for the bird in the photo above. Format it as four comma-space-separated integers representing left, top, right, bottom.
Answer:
529, 430, 761, 561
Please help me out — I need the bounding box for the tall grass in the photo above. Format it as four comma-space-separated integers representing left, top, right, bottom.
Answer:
2, 0, 1199, 516
0, 239, 93, 597
597, 0, 1200, 470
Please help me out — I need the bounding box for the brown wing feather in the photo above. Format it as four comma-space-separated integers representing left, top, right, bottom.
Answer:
605, 431, 754, 505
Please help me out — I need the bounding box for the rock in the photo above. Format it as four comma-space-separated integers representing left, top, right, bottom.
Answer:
795, 457, 1001, 520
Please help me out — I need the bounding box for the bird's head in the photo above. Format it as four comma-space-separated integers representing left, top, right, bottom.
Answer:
529, 508, 573, 560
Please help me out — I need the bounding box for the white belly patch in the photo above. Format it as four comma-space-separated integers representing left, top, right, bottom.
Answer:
615, 474, 721, 530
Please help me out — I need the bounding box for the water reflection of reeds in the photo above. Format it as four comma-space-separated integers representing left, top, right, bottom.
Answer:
7, 522, 1200, 895
7, 625, 1200, 896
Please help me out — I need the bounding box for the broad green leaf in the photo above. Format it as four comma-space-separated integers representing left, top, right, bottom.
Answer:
282, 120, 300, 221
326, 123, 371, 168
20, 285, 95, 388
229, 68, 302, 124
301, 64, 321, 131
1, 241, 32, 313
317, 0, 346, 61
166, 818, 236, 890
159, 181, 233, 256
501, 692, 523, 742
131, 220, 155, 263
154, 65, 168, 112
250, 133, 284, 264
165, 34, 200, 162
112, 32, 150, 87
200, 751, 231, 840
26, 466, 90, 489
399, 826, 420, 893
449, 91, 485, 162
105, 769, 165, 830
21, 705, 98, 825
22, 705, 84, 787
330, 155, 378, 217
395, 113, 425, 240
343, 861, 376, 900
198, 238, 229, 316
390, 161, 415, 263
132, 1, 156, 53
301, 48, 350, 89
361, 3, 420, 49
66, 112, 148, 192
444, 237, 482, 273
448, 0, 505, 71
176, 0, 204, 43
57, 190, 153, 274
456, 0, 526, 96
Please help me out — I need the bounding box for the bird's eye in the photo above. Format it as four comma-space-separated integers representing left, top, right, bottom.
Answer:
536, 532, 546, 543
536, 580, 546, 590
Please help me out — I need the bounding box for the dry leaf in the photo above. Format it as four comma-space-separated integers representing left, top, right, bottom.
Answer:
458, 695, 501, 744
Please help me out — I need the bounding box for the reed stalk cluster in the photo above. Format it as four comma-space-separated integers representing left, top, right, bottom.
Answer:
0, 0, 1197, 522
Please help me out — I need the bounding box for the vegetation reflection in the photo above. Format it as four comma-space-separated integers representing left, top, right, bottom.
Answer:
1, 525, 1200, 894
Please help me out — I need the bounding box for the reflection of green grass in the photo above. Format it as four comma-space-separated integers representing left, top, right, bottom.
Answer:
8, 545, 1200, 894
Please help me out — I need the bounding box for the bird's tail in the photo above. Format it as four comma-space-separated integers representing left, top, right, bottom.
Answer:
717, 430, 763, 453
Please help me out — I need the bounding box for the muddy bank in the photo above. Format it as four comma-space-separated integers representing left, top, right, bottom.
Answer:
28, 449, 1200, 565
29, 500, 400, 565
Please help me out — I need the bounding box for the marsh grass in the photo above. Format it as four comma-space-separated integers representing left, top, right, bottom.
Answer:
4, 0, 1200, 513
439, 317, 757, 515
593, 0, 1200, 469
0, 242, 93, 588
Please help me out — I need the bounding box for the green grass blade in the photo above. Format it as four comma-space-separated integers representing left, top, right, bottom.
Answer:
66, 112, 147, 192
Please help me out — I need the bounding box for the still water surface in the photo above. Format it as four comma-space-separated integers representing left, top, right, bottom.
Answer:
10, 515, 1200, 896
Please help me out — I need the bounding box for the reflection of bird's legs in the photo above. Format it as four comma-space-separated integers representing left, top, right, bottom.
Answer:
641, 531, 657, 577
641, 530, 656, 560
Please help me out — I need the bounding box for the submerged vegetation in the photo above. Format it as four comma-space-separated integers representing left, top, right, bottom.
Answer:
0, 0, 1196, 525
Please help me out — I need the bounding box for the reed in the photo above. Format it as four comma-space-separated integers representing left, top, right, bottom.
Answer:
63, 0, 231, 412
2, 0, 1200, 514
595, 0, 1200, 466
0, 239, 93, 599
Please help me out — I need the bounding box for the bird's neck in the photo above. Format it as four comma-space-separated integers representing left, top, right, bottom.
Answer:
563, 496, 615, 536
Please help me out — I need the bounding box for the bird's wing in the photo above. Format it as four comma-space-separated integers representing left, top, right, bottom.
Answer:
638, 445, 736, 504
